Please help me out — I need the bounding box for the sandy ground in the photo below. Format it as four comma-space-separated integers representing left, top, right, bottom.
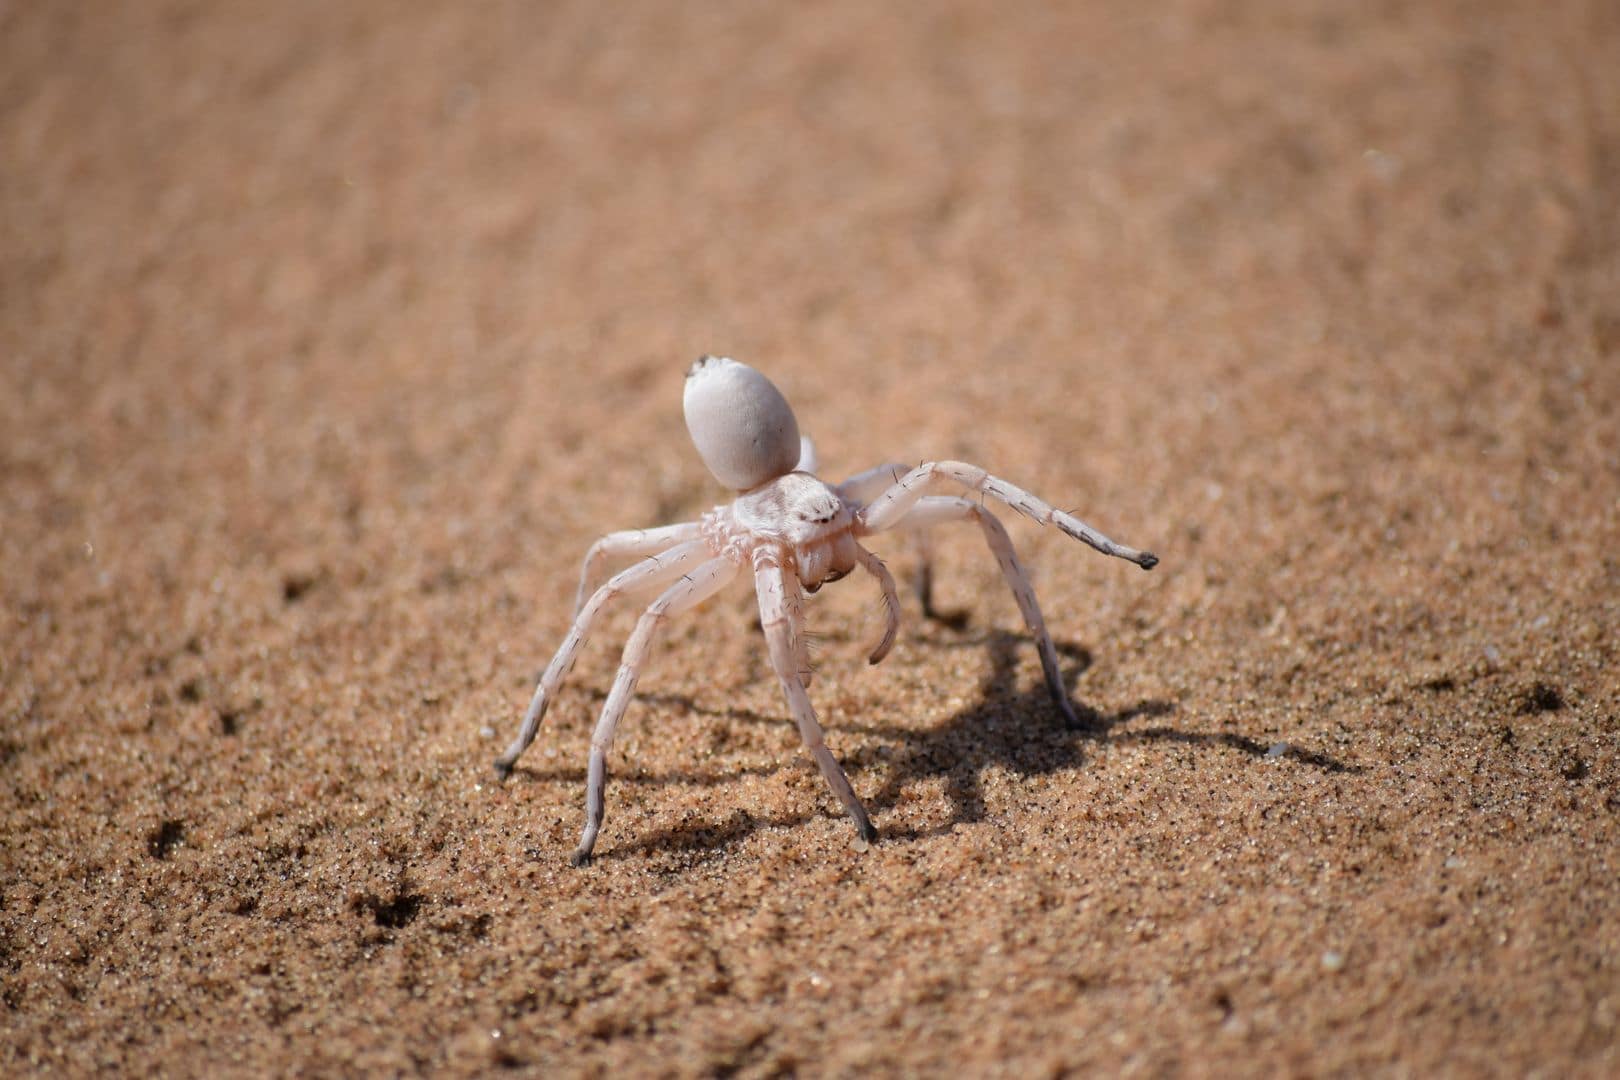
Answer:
4, 1, 1619, 1075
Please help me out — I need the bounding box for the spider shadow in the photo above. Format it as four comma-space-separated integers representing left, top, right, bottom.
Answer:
848, 625, 1358, 841
833, 629, 1145, 840
507, 623, 1357, 865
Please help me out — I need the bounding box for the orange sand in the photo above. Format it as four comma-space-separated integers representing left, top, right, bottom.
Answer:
4, 2, 1618, 1074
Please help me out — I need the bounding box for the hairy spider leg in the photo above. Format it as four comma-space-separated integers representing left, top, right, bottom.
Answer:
783, 569, 813, 685
754, 554, 878, 844
852, 544, 900, 665
835, 461, 913, 504
838, 461, 939, 615
857, 460, 1159, 570
892, 496, 1081, 726
573, 521, 704, 617
495, 539, 711, 780
573, 556, 739, 865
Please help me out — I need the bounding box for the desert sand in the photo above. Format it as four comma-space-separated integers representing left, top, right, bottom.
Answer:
3, 1, 1618, 1075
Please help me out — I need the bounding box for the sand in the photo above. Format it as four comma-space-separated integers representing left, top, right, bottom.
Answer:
4, 1, 1618, 1075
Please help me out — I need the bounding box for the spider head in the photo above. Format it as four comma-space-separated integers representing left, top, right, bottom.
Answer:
683, 356, 802, 491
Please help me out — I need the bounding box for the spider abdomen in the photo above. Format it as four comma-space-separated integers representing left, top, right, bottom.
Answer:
683, 355, 802, 490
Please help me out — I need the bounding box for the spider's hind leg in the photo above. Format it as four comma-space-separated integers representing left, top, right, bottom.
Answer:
913, 525, 937, 618
910, 525, 974, 630
573, 521, 704, 617
495, 539, 709, 781
571, 556, 739, 866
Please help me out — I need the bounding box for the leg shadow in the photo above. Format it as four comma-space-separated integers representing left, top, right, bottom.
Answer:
505, 619, 1357, 862
852, 623, 1357, 838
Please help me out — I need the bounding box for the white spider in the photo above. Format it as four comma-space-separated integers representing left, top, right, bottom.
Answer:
494, 356, 1158, 865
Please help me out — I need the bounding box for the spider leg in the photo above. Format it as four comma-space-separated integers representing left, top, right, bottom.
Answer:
754, 555, 877, 845
892, 496, 1081, 726
796, 435, 819, 474
852, 543, 901, 665
783, 570, 814, 685
839, 461, 939, 618
573, 521, 704, 617
573, 556, 739, 866
913, 526, 938, 618
495, 539, 711, 781
857, 460, 1158, 569
835, 460, 913, 506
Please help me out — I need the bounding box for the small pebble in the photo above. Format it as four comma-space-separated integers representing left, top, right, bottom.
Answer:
1321, 950, 1345, 973
1266, 742, 1290, 759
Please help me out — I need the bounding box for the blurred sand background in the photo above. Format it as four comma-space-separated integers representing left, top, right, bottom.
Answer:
4, 1, 1618, 1074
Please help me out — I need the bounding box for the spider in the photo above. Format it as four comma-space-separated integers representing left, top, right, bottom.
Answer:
494, 355, 1158, 865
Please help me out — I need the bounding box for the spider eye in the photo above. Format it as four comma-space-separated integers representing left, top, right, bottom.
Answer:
796, 497, 839, 524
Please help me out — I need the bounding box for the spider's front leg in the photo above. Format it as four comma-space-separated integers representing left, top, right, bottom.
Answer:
838, 461, 942, 618
754, 553, 877, 845
859, 461, 1158, 570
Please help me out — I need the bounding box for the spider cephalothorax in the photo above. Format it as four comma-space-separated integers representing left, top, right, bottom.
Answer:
495, 355, 1158, 865
711, 473, 860, 588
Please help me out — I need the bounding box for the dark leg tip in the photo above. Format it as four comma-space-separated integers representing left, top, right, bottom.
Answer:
569, 849, 593, 868
1137, 552, 1159, 571
1064, 704, 1105, 732
491, 759, 514, 783
857, 821, 878, 844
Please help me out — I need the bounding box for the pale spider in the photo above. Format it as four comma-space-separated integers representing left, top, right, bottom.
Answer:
494, 356, 1158, 865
